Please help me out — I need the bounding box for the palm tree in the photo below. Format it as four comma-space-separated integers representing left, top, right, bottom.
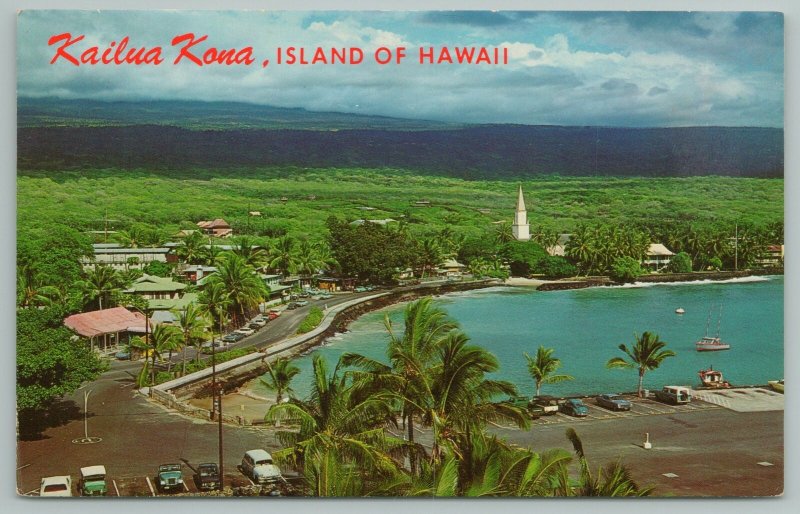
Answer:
427, 331, 528, 463
152, 323, 182, 375
233, 236, 268, 270
269, 236, 297, 277
294, 239, 324, 281
494, 222, 513, 245
606, 331, 676, 397
417, 238, 444, 279
342, 297, 458, 475
565, 428, 653, 496
207, 253, 268, 326
261, 357, 301, 405
173, 304, 209, 373
525, 346, 574, 396
16, 263, 59, 308
175, 231, 206, 265
198, 281, 232, 343
265, 355, 405, 481
75, 265, 121, 310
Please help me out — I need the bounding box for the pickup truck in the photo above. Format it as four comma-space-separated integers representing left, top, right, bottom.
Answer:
157, 463, 184, 492
654, 385, 692, 405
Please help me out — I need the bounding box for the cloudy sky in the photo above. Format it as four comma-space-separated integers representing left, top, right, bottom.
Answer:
17, 10, 783, 127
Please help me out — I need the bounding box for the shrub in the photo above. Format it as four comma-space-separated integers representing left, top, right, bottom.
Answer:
297, 306, 324, 334
610, 256, 644, 283
668, 252, 692, 273
708, 256, 723, 271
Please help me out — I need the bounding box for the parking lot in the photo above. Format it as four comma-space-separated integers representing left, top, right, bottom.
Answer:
489, 387, 783, 429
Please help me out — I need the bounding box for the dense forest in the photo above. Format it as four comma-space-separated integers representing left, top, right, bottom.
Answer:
18, 98, 783, 178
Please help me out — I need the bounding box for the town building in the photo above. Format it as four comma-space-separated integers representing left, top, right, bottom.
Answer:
643, 243, 675, 270
64, 307, 149, 353
83, 243, 173, 270
512, 185, 531, 241
196, 218, 233, 238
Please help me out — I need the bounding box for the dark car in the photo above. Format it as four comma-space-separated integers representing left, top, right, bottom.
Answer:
286, 302, 300, 310
248, 323, 263, 331
561, 398, 589, 417
222, 332, 246, 343
156, 464, 184, 493
196, 463, 220, 491
595, 393, 632, 411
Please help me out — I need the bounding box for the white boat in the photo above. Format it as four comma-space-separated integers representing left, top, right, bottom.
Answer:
696, 336, 731, 352
695, 304, 730, 352
675, 307, 685, 314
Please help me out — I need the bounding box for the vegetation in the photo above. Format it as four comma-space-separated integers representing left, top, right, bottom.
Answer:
524, 346, 574, 396
296, 306, 324, 335
609, 256, 645, 283
668, 252, 693, 273
606, 332, 676, 397
17, 308, 106, 429
260, 358, 301, 405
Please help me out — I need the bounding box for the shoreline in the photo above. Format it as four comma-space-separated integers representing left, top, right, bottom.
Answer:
536, 269, 781, 291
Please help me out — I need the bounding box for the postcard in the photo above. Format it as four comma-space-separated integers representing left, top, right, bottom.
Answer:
16, 10, 784, 498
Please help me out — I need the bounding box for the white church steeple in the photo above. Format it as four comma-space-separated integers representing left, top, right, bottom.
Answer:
512, 184, 531, 241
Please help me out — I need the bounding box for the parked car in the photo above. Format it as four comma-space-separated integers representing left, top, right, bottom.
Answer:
595, 394, 632, 411
295, 300, 309, 307
39, 475, 72, 497
241, 449, 283, 484
222, 332, 246, 343
201, 341, 233, 354
114, 350, 131, 360
354, 286, 368, 292
531, 395, 560, 415
195, 463, 220, 491
248, 323, 263, 331
250, 318, 268, 328
654, 385, 692, 405
561, 398, 589, 417
78, 465, 107, 496
502, 395, 540, 419
156, 463, 184, 492
235, 327, 256, 336
286, 302, 300, 310
316, 293, 332, 300
268, 310, 281, 319
297, 291, 311, 298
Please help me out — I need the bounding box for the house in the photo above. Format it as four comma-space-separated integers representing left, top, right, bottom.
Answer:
438, 259, 466, 277
180, 264, 217, 284
412, 200, 431, 207
546, 234, 572, 257
260, 274, 292, 299
350, 218, 396, 226
643, 244, 674, 270
64, 307, 149, 352
125, 274, 187, 303
83, 244, 173, 270
316, 277, 356, 292
756, 244, 784, 268
248, 211, 262, 217
196, 219, 233, 238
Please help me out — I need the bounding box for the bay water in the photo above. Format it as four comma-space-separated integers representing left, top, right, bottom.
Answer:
252, 276, 783, 399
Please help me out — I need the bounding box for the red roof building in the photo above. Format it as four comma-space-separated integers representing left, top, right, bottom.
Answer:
64, 307, 149, 352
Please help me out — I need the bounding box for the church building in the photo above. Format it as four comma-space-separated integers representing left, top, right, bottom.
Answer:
512, 184, 531, 241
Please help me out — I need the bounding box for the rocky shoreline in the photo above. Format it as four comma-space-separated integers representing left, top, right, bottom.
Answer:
536, 269, 782, 292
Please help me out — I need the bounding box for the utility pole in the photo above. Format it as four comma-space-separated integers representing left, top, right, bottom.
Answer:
734, 223, 739, 271
83, 389, 92, 439
213, 314, 224, 492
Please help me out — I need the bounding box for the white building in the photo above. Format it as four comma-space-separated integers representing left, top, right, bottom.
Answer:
512, 185, 531, 241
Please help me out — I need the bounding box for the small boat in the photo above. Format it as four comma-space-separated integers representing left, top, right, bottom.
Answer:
695, 304, 730, 352
698, 366, 730, 388
768, 379, 784, 393
675, 308, 685, 314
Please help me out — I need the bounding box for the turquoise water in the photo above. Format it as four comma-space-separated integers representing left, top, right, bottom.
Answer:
253, 276, 784, 398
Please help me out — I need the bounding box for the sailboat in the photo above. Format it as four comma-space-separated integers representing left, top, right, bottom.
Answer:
695, 304, 731, 352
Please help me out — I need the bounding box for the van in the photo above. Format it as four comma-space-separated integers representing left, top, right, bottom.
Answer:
654, 385, 692, 405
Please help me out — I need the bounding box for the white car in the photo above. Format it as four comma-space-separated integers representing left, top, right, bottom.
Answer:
250, 318, 268, 328
241, 449, 283, 484
40, 475, 72, 497
235, 327, 256, 336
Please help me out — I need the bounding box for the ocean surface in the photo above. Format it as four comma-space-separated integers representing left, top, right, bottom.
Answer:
252, 276, 784, 399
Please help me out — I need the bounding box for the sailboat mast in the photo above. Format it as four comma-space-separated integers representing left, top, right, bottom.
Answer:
716, 304, 723, 338
705, 304, 713, 337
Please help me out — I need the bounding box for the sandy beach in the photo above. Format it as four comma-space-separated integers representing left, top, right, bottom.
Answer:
504, 277, 549, 287
189, 390, 275, 423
